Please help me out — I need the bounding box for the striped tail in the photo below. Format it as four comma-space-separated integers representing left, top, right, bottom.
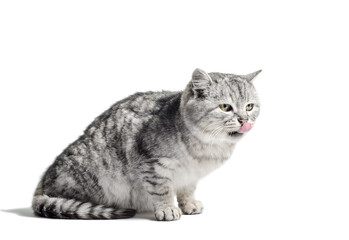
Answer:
32, 195, 136, 219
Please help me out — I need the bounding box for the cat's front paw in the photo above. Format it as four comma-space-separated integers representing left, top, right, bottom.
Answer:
179, 200, 204, 215
155, 206, 182, 221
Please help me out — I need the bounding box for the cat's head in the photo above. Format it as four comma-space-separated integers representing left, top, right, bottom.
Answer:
181, 68, 261, 143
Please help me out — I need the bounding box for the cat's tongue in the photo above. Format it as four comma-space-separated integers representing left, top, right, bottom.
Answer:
237, 122, 252, 133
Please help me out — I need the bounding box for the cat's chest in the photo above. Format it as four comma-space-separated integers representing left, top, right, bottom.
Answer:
172, 158, 222, 190
172, 142, 235, 189
187, 139, 235, 163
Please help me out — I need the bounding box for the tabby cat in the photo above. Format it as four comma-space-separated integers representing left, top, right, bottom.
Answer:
32, 68, 261, 221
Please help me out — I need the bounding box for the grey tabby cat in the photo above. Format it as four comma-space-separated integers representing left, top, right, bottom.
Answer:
32, 68, 261, 221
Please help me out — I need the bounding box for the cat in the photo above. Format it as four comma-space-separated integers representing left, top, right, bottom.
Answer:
32, 68, 261, 221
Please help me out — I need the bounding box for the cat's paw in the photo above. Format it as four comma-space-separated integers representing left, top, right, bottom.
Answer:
155, 206, 182, 221
179, 200, 204, 215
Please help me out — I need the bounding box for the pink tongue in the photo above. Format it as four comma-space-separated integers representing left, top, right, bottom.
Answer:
237, 122, 252, 133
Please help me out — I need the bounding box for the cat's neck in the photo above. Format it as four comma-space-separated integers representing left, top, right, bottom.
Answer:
178, 117, 235, 162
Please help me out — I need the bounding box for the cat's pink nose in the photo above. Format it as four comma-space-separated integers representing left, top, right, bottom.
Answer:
237, 122, 252, 133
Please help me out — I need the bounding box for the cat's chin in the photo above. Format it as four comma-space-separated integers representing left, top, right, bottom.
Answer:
228, 131, 244, 137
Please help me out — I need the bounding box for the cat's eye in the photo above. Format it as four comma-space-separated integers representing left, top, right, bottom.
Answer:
219, 104, 233, 112
246, 103, 254, 111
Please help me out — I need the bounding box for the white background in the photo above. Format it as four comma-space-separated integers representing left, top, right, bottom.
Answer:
0, 0, 348, 239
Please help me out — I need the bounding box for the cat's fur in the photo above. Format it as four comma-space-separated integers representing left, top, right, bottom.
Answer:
32, 68, 261, 221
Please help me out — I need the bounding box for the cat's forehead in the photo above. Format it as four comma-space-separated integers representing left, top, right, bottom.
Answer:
209, 72, 237, 81
208, 72, 255, 101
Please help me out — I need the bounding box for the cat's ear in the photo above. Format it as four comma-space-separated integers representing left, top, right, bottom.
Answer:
242, 69, 262, 82
191, 68, 212, 91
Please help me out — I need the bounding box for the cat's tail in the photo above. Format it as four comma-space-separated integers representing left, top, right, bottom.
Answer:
32, 195, 136, 219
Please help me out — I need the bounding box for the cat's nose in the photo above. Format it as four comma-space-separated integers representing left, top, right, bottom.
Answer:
238, 118, 247, 124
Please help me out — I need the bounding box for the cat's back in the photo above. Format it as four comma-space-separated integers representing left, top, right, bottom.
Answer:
85, 90, 182, 138
113, 90, 178, 115
111, 90, 182, 121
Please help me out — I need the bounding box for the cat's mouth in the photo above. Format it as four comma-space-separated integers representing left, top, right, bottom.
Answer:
228, 122, 252, 136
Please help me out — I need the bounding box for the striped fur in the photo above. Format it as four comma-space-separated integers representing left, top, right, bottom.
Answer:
33, 68, 261, 221
32, 195, 136, 219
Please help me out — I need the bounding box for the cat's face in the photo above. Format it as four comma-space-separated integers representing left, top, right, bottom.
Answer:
181, 68, 261, 143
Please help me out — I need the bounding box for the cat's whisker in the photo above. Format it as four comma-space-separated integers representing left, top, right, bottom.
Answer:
207, 126, 226, 159
200, 121, 220, 135
206, 126, 221, 144
207, 126, 224, 142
